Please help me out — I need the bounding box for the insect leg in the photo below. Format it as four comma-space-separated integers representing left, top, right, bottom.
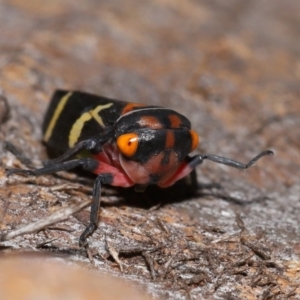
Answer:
6, 158, 100, 177
4, 141, 34, 168
79, 173, 112, 247
43, 137, 110, 166
189, 150, 274, 169
158, 150, 273, 188
7, 159, 114, 246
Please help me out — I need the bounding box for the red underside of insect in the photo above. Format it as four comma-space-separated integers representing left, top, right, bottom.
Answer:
92, 143, 193, 188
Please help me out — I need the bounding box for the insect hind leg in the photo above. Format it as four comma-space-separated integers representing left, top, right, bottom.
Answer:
4, 141, 34, 168
79, 173, 113, 247
6, 158, 100, 177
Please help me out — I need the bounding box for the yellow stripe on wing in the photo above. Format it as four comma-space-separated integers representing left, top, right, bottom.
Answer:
43, 92, 73, 142
91, 103, 113, 127
68, 103, 113, 148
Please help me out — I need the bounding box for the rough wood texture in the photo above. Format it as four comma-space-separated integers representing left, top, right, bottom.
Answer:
0, 1, 299, 299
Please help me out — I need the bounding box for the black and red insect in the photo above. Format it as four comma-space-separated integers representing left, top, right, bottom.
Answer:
7, 90, 273, 246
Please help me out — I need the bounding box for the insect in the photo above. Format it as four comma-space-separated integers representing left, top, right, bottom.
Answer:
7, 90, 273, 246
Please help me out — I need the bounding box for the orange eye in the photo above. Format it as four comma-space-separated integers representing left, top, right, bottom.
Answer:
190, 130, 199, 151
116, 133, 139, 157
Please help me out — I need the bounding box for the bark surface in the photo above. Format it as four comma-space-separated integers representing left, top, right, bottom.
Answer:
0, 1, 299, 299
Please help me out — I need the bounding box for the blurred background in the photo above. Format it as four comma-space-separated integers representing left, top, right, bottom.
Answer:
0, 1, 299, 299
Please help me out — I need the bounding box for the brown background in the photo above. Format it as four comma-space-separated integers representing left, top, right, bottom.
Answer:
0, 1, 299, 299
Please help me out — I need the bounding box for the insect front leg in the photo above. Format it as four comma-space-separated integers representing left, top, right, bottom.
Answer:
79, 173, 112, 247
189, 150, 274, 170
43, 136, 111, 166
159, 150, 273, 188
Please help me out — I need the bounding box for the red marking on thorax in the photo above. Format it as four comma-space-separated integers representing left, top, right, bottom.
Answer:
137, 116, 163, 129
165, 130, 175, 149
168, 114, 182, 128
